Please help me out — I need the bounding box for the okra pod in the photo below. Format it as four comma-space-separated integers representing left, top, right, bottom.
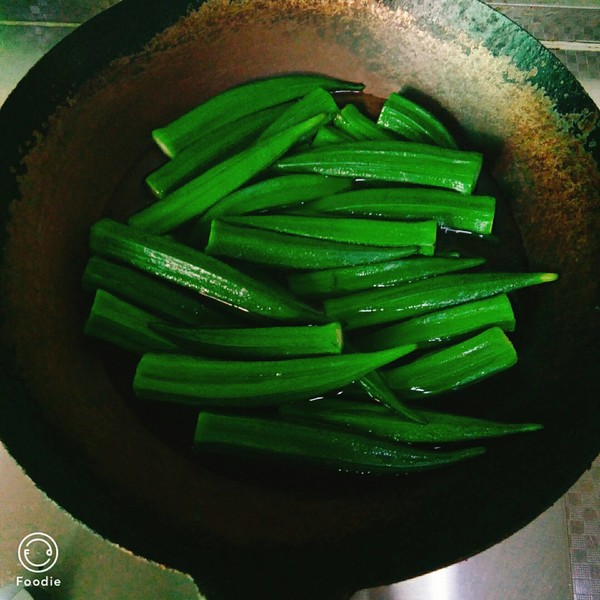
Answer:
150, 322, 343, 359
205, 220, 421, 270
275, 141, 483, 194
377, 92, 458, 149
82, 255, 240, 326
356, 368, 427, 423
333, 103, 394, 140
385, 327, 518, 398
133, 344, 416, 407
312, 125, 354, 147
360, 294, 516, 350
199, 174, 354, 223
324, 271, 558, 329
129, 114, 329, 234
258, 87, 340, 140
152, 73, 364, 157
193, 412, 486, 473
301, 187, 496, 235
279, 399, 542, 443
146, 104, 290, 199
89, 219, 323, 323
287, 256, 486, 297
221, 215, 438, 248
84, 290, 179, 354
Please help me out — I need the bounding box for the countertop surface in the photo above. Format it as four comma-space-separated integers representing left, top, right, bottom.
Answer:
1, 1, 599, 599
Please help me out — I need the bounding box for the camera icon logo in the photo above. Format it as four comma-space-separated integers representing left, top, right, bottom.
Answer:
17, 532, 59, 574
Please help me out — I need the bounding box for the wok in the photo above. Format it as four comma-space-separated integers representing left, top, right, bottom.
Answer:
0, 1, 599, 598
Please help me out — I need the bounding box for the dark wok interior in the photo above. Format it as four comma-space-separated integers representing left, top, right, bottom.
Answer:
0, 1, 599, 599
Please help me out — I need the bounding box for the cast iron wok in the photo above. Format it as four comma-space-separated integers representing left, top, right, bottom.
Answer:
1, 1, 599, 598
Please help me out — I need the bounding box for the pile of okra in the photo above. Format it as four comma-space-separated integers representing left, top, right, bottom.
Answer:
83, 73, 558, 474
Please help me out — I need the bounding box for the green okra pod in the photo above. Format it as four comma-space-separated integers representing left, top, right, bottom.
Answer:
279, 398, 542, 443
333, 103, 394, 141
220, 215, 438, 248
301, 187, 496, 235
360, 294, 516, 350
129, 114, 329, 234
82, 255, 240, 327
152, 73, 364, 157
324, 271, 558, 329
205, 219, 421, 270
150, 322, 343, 359
377, 92, 458, 149
287, 256, 486, 297
133, 344, 416, 407
312, 125, 354, 147
385, 327, 518, 398
193, 411, 486, 473
89, 218, 323, 323
146, 104, 290, 199
258, 87, 340, 140
84, 290, 179, 354
275, 140, 483, 194
198, 174, 354, 223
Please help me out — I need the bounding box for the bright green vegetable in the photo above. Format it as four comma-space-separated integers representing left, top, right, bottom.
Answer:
146, 104, 290, 199
150, 322, 343, 359
152, 73, 364, 157
193, 411, 486, 473
129, 114, 329, 234
89, 218, 323, 323
220, 215, 438, 248
133, 344, 416, 407
360, 294, 516, 350
324, 271, 558, 329
385, 327, 518, 398
288, 256, 486, 297
333, 103, 394, 140
84, 289, 179, 354
192, 174, 354, 240
82, 255, 240, 326
377, 92, 458, 149
301, 187, 496, 235
312, 125, 354, 146
356, 367, 427, 423
275, 141, 483, 194
205, 220, 421, 270
258, 87, 340, 140
279, 398, 542, 443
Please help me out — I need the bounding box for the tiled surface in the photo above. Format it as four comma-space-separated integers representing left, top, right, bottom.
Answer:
0, 1, 599, 599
